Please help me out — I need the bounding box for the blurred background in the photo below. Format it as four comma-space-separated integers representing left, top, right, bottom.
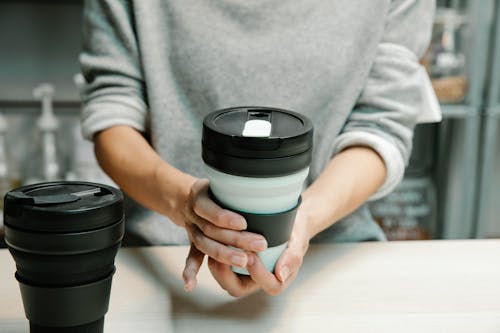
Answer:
0, 0, 498, 244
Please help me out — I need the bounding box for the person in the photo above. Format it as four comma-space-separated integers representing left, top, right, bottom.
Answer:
80, 0, 436, 297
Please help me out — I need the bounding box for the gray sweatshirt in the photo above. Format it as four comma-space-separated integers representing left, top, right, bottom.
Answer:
80, 0, 434, 245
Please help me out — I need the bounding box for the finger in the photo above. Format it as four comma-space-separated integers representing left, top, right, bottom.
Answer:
191, 180, 247, 230
188, 224, 248, 267
191, 215, 267, 252
207, 257, 260, 297
274, 222, 308, 283
274, 245, 302, 284
246, 253, 285, 296
182, 244, 205, 292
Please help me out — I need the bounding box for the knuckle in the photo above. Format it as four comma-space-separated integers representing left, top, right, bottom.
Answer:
192, 196, 203, 214
192, 229, 205, 247
183, 210, 193, 224
232, 232, 257, 250
213, 245, 226, 262
217, 212, 231, 226
234, 236, 254, 251
201, 221, 215, 236
188, 186, 197, 203
194, 179, 208, 191
197, 220, 208, 233
228, 232, 244, 248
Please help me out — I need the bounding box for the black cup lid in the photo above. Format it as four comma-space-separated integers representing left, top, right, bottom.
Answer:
202, 106, 313, 177
4, 181, 123, 233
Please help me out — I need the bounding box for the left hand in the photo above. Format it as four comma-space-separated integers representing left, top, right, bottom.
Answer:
183, 210, 311, 297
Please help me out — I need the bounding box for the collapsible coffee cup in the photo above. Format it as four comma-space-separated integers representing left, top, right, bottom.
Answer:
3, 181, 124, 333
202, 107, 313, 274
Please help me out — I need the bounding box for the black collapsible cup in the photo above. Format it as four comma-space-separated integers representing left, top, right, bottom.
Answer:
3, 181, 124, 333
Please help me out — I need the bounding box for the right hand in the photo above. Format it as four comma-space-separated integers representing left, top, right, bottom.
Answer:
92, 127, 268, 290
180, 179, 268, 291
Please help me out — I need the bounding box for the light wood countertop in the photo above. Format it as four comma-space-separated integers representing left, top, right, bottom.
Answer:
1, 240, 499, 332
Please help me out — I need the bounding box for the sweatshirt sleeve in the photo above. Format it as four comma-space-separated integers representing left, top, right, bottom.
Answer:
79, 0, 147, 140
331, 0, 435, 201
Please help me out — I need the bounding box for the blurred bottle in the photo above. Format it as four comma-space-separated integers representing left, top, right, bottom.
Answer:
23, 83, 64, 184
0, 113, 10, 208
69, 73, 115, 185
421, 8, 468, 104
0, 112, 11, 246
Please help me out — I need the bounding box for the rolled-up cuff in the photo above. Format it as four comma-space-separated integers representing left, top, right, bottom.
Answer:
331, 131, 405, 201
81, 97, 147, 140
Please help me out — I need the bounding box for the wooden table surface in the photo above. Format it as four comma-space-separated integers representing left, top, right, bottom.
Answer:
1, 240, 499, 333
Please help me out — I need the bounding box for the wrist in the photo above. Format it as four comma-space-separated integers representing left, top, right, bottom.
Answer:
298, 192, 342, 241
296, 197, 316, 243
153, 160, 197, 226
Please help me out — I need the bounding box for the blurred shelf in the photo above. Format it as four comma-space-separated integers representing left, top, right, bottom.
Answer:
0, 2, 83, 105
1, 0, 82, 4
485, 105, 500, 116
440, 104, 477, 118
0, 101, 479, 117
486, 0, 500, 107
0, 100, 81, 114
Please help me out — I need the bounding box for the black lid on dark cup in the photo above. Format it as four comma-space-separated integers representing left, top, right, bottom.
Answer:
4, 181, 123, 233
202, 106, 314, 177
3, 182, 124, 333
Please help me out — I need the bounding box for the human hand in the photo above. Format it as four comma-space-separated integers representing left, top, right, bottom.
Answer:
205, 211, 311, 297
181, 179, 268, 291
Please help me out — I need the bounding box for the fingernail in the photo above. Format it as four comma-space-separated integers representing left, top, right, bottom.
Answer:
230, 217, 247, 230
251, 238, 267, 251
279, 266, 290, 282
231, 255, 247, 267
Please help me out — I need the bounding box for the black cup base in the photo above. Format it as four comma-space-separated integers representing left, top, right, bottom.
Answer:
18, 270, 114, 328
30, 317, 104, 333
